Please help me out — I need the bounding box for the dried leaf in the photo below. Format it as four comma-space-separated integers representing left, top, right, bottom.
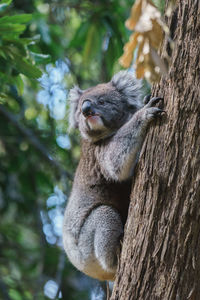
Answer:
119, 33, 141, 68
148, 19, 163, 49
135, 37, 145, 65
124, 32, 140, 52
134, 2, 161, 33
125, 0, 142, 30
119, 0, 169, 82
150, 46, 168, 75
136, 63, 145, 78
119, 51, 133, 68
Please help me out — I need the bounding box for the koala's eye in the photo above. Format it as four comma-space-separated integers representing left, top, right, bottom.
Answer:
98, 99, 105, 105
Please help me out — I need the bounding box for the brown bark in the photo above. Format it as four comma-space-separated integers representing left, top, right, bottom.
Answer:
111, 0, 200, 299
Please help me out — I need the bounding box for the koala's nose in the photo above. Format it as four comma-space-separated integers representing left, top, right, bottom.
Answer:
82, 100, 94, 117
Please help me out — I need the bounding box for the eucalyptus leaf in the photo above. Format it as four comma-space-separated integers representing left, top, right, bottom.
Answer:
13, 56, 42, 78
4, 46, 42, 78
69, 22, 90, 48
30, 52, 51, 64
83, 23, 103, 64
0, 23, 26, 35
0, 70, 16, 85
14, 75, 24, 95
0, 14, 32, 24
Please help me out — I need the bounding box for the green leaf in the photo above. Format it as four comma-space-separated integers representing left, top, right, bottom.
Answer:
0, 71, 15, 85
13, 55, 42, 78
0, 14, 32, 24
105, 37, 123, 77
2, 41, 27, 56
4, 46, 42, 78
30, 52, 51, 64
69, 22, 90, 48
19, 34, 41, 45
0, 0, 12, 12
0, 23, 26, 35
3, 35, 40, 46
0, 92, 10, 103
83, 23, 102, 64
0, 48, 7, 59
9, 289, 22, 300
105, 39, 115, 76
14, 75, 24, 95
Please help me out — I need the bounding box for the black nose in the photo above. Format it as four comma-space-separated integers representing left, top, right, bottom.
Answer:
82, 100, 94, 117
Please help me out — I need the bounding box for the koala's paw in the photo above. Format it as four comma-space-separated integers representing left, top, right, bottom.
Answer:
143, 96, 165, 121
143, 94, 151, 105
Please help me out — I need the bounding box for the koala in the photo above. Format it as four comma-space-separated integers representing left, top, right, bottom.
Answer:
63, 71, 163, 281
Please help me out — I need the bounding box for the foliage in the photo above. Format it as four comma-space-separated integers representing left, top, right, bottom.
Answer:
0, 4, 44, 97
0, 0, 166, 299
119, 0, 168, 82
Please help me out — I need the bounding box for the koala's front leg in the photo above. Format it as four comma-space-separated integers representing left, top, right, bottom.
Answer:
98, 97, 164, 181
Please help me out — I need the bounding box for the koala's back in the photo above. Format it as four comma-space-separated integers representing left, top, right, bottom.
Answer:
63, 140, 131, 280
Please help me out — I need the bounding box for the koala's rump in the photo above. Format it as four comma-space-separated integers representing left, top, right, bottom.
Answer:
63, 180, 131, 280
63, 205, 116, 281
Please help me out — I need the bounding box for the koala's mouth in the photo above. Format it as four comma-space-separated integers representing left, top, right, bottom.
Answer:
85, 114, 104, 129
86, 114, 100, 120
87, 114, 101, 124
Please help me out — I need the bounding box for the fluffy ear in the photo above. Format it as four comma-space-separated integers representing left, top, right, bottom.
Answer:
111, 71, 143, 109
68, 86, 83, 129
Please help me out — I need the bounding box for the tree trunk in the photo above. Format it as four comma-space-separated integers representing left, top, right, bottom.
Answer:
111, 1, 200, 299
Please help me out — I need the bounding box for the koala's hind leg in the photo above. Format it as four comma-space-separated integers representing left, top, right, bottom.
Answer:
92, 205, 123, 273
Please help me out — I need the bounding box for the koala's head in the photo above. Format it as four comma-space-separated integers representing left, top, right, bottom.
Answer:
69, 71, 142, 142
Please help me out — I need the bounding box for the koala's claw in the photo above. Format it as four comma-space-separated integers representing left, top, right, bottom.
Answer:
144, 107, 165, 120
154, 109, 166, 117
143, 94, 151, 105
146, 96, 164, 108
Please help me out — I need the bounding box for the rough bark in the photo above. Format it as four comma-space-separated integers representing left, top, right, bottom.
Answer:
111, 0, 200, 299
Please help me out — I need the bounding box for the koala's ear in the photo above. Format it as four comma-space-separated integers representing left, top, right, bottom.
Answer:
111, 71, 143, 109
68, 86, 83, 129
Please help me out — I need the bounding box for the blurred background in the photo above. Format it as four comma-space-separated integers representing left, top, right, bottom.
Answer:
0, 0, 165, 299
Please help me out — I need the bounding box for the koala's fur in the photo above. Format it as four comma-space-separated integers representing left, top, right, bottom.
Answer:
63, 71, 163, 281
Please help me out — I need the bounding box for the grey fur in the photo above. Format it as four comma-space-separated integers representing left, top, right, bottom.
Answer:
63, 71, 163, 281
69, 86, 83, 129
111, 70, 143, 109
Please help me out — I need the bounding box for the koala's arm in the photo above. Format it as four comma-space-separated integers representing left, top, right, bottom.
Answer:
97, 97, 163, 182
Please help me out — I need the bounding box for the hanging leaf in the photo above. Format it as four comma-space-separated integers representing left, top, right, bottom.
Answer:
0, 23, 26, 36
135, 62, 145, 78
119, 51, 133, 68
13, 56, 42, 78
105, 38, 117, 76
125, 0, 142, 30
14, 75, 24, 95
150, 46, 168, 75
29, 52, 51, 64
3, 46, 42, 78
83, 23, 102, 64
0, 14, 32, 24
149, 19, 163, 49
120, 32, 140, 67
119, 0, 169, 83
69, 22, 90, 48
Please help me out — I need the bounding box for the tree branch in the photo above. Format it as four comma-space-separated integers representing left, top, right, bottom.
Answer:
0, 104, 73, 181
